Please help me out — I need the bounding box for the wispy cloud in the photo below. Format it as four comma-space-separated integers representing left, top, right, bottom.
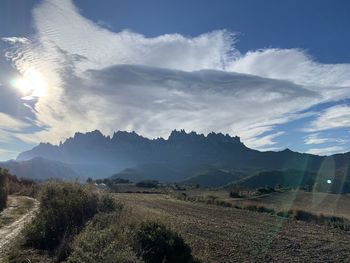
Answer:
304, 105, 350, 132
2, 37, 30, 44
307, 145, 347, 156
304, 133, 348, 145
0, 113, 30, 131
243, 131, 285, 149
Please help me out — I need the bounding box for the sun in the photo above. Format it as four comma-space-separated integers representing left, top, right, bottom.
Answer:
11, 68, 48, 98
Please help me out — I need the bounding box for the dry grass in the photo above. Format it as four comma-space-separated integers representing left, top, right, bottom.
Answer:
114, 192, 350, 263
233, 190, 350, 220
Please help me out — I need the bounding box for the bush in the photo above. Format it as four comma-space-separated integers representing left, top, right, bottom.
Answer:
256, 186, 275, 195
229, 191, 243, 198
24, 182, 120, 260
0, 168, 9, 211
276, 209, 350, 231
136, 221, 195, 263
136, 180, 159, 188
68, 212, 141, 263
242, 204, 275, 214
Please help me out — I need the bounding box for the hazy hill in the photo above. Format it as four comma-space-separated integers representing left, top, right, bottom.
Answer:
0, 157, 81, 181
15, 130, 350, 189
181, 168, 247, 187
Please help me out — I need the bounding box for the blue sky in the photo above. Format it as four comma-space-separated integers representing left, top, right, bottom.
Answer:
0, 0, 350, 160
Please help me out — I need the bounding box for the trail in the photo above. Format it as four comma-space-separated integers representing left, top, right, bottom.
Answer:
0, 196, 39, 258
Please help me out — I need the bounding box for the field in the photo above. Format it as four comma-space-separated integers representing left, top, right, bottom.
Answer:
233, 190, 350, 219
170, 188, 350, 219
114, 191, 350, 262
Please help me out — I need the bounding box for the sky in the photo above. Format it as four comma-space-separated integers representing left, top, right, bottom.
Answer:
0, 0, 350, 160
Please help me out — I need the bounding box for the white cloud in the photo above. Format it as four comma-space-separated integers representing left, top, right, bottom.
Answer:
243, 131, 285, 149
304, 133, 331, 145
307, 146, 347, 156
230, 49, 350, 88
2, 37, 30, 44
305, 105, 350, 132
3, 0, 350, 154
304, 133, 348, 145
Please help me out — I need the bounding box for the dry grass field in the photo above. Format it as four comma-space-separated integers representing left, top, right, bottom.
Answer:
171, 188, 350, 219
233, 190, 350, 219
114, 192, 350, 263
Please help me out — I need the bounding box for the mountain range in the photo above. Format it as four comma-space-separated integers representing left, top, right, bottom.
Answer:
1, 129, 349, 192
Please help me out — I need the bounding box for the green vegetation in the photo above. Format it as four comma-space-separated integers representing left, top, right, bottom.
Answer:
136, 221, 196, 263
229, 191, 243, 198
23, 182, 115, 260
182, 168, 246, 188
67, 212, 141, 263
276, 209, 350, 231
8, 181, 197, 263
136, 180, 159, 188
176, 193, 233, 208
0, 168, 9, 211
0, 168, 38, 212
235, 204, 275, 214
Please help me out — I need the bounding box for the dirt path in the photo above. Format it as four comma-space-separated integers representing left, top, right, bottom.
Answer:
0, 196, 39, 258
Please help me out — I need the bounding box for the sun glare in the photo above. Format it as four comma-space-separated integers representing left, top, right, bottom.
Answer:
11, 68, 48, 98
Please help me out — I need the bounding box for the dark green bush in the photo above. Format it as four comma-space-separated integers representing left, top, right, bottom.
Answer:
256, 186, 276, 195
24, 182, 119, 260
229, 191, 243, 198
136, 180, 159, 188
242, 204, 275, 214
0, 168, 9, 211
68, 212, 141, 263
98, 193, 123, 213
136, 221, 194, 263
292, 210, 350, 230
276, 209, 350, 231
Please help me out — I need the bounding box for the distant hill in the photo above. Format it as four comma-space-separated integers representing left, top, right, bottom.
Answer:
15, 130, 350, 191
181, 168, 247, 187
229, 169, 350, 193
0, 157, 81, 181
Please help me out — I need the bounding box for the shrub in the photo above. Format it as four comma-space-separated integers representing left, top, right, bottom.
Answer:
277, 209, 350, 231
24, 182, 120, 260
229, 191, 243, 198
256, 186, 275, 195
0, 168, 9, 211
136, 221, 195, 263
98, 193, 123, 213
292, 210, 350, 230
241, 204, 275, 214
136, 180, 159, 188
68, 212, 141, 263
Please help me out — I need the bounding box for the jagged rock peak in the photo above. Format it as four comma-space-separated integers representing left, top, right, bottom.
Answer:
168, 129, 241, 143
73, 129, 105, 139
58, 129, 242, 146
111, 130, 147, 142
